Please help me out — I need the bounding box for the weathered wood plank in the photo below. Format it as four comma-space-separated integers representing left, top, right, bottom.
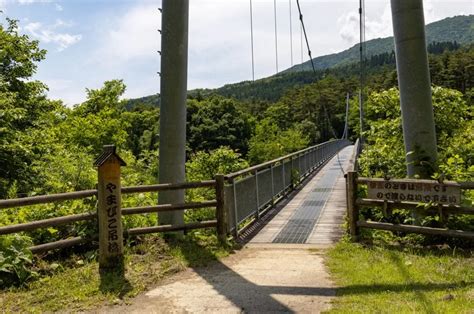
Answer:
121, 180, 216, 194
356, 198, 474, 215
215, 174, 227, 243
122, 201, 217, 215
29, 236, 92, 254
0, 190, 97, 209
0, 212, 97, 235
126, 220, 217, 236
357, 221, 474, 239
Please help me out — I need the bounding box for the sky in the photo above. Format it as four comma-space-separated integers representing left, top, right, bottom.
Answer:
1, 0, 472, 106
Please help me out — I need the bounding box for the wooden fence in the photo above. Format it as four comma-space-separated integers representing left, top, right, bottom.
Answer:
346, 171, 474, 240
0, 180, 226, 247
0, 146, 228, 270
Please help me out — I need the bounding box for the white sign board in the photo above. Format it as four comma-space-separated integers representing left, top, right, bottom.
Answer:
367, 179, 461, 205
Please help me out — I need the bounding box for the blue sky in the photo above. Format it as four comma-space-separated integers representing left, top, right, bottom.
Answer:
1, 0, 472, 105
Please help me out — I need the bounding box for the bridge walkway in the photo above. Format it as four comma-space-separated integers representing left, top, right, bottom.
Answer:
106, 145, 355, 313
246, 144, 354, 247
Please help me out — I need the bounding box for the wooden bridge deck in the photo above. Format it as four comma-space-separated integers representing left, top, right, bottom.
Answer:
247, 145, 354, 247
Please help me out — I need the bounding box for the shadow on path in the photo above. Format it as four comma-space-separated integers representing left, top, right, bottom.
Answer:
170, 239, 333, 312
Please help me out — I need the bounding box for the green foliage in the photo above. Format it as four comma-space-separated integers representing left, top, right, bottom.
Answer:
248, 119, 310, 165
357, 86, 473, 245
186, 147, 249, 181
0, 18, 59, 197
358, 86, 472, 180
187, 96, 253, 155
0, 18, 46, 89
0, 235, 36, 287
185, 147, 249, 222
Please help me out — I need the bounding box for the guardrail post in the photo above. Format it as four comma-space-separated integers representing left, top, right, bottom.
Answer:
270, 165, 275, 207
231, 178, 239, 238
215, 174, 227, 244
346, 171, 359, 241
94, 145, 126, 271
254, 170, 260, 219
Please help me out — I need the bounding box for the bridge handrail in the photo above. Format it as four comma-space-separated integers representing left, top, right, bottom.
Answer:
349, 138, 361, 172
225, 139, 351, 180
226, 139, 353, 236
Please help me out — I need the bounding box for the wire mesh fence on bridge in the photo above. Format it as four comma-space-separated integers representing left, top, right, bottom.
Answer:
224, 139, 351, 236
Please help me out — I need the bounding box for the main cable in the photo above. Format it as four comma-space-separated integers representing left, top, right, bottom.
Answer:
300, 24, 303, 71
296, 0, 337, 139
295, 0, 315, 72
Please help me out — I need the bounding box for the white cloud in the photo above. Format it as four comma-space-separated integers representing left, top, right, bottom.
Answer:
24, 19, 81, 51
337, 4, 393, 47
55, 3, 62, 11
17, 0, 52, 4
95, 4, 159, 63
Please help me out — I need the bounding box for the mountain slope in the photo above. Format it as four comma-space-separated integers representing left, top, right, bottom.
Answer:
128, 15, 473, 107
283, 15, 473, 73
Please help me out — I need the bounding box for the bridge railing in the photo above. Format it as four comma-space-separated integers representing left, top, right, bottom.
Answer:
224, 139, 352, 236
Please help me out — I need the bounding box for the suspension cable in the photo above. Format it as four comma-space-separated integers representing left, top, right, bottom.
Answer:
296, 0, 337, 139
274, 0, 279, 73
289, 0, 293, 67
359, 0, 366, 139
342, 93, 350, 139
250, 0, 255, 81
295, 0, 315, 72
300, 24, 303, 71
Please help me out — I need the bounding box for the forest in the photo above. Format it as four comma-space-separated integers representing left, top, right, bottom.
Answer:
0, 15, 473, 288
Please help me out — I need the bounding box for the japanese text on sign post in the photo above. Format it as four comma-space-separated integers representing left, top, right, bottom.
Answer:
367, 179, 461, 205
105, 182, 120, 254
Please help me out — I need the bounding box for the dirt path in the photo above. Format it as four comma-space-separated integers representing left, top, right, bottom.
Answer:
103, 246, 335, 313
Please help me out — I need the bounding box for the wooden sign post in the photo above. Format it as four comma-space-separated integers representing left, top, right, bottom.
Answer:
94, 145, 126, 271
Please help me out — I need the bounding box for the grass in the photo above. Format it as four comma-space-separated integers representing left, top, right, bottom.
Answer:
326, 240, 474, 313
0, 233, 232, 312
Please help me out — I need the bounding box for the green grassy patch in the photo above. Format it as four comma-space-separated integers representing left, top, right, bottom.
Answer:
0, 233, 232, 312
326, 241, 474, 313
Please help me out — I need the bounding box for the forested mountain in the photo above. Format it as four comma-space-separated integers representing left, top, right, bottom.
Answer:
129, 15, 473, 107
283, 15, 473, 73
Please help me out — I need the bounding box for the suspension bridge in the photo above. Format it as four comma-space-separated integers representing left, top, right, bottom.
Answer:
1, 0, 473, 312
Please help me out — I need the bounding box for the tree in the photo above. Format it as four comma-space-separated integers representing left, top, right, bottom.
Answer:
187, 96, 253, 155
248, 119, 309, 165
0, 18, 57, 197
62, 80, 130, 154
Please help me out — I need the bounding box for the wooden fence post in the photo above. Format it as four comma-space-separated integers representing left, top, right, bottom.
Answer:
215, 174, 228, 244
94, 145, 126, 271
346, 171, 359, 241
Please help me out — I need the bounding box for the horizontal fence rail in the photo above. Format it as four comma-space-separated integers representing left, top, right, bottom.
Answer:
0, 190, 98, 210
0, 181, 217, 210
225, 139, 352, 236
346, 172, 474, 240
0, 179, 221, 258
